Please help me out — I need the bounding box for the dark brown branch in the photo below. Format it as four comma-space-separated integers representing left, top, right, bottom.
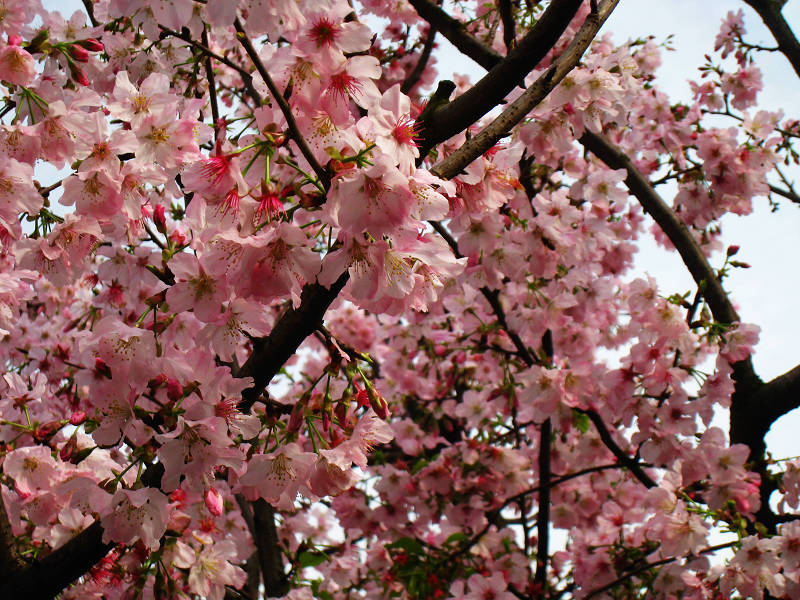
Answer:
408, 0, 503, 71
534, 417, 552, 589
81, 0, 99, 27
237, 273, 350, 412
430, 221, 539, 366
234, 19, 331, 191
498, 0, 517, 52
432, 0, 619, 179
534, 332, 554, 588
579, 130, 761, 387
431, 221, 654, 491
159, 26, 263, 107
584, 541, 738, 599
416, 0, 586, 162
401, 25, 438, 95
251, 500, 289, 597
0, 520, 112, 600
202, 28, 221, 139
503, 463, 639, 507
741, 0, 800, 80
769, 183, 800, 204
0, 492, 23, 579
579, 409, 658, 489
751, 363, 800, 436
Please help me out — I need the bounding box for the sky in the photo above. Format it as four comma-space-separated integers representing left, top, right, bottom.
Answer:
39, 0, 800, 457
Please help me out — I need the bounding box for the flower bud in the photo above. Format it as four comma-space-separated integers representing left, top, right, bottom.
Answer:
166, 378, 183, 402
287, 399, 305, 433
75, 38, 104, 52
34, 420, 63, 443
69, 44, 90, 62
60, 435, 78, 461
68, 62, 89, 86
153, 203, 167, 234
726, 245, 740, 256
204, 487, 224, 516
365, 380, 389, 419
69, 411, 86, 425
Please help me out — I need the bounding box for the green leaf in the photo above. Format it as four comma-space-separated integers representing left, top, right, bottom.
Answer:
298, 551, 327, 568
444, 532, 468, 545
386, 537, 425, 556
573, 410, 591, 434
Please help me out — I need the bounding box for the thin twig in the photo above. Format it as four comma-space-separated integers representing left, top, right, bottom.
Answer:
201, 28, 221, 140
234, 19, 331, 191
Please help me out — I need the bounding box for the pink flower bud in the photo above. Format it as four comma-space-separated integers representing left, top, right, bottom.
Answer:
153, 204, 167, 234
169, 228, 187, 246
287, 400, 305, 433
166, 378, 183, 401
60, 435, 78, 461
76, 38, 104, 52
366, 384, 389, 419
726, 245, 740, 256
7, 35, 21, 46
204, 487, 224, 516
69, 411, 86, 425
69, 44, 90, 63
68, 62, 89, 86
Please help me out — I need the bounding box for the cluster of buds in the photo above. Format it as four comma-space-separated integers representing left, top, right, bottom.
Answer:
24, 29, 105, 86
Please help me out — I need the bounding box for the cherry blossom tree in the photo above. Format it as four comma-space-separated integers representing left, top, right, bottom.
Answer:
1, 0, 800, 598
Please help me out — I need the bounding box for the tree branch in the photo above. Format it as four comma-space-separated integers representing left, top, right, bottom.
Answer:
579, 409, 658, 489
401, 25, 438, 95
415, 0, 586, 161
432, 0, 619, 179
578, 130, 761, 389
159, 26, 264, 107
752, 363, 800, 435
234, 19, 331, 191
201, 28, 221, 140
741, 0, 800, 79
81, 0, 99, 27
0, 492, 23, 579
251, 500, 289, 598
408, 0, 503, 71
0, 520, 112, 600
498, 0, 517, 52
534, 417, 552, 589
237, 273, 350, 412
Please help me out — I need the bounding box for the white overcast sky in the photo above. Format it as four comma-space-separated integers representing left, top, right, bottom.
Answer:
41, 0, 800, 456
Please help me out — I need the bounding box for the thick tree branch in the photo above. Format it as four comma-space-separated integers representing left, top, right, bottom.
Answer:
432, 0, 619, 179
237, 273, 350, 412
534, 417, 552, 588
576, 130, 800, 535
579, 130, 762, 390
751, 363, 800, 434
408, 0, 503, 71
0, 520, 112, 600
251, 500, 289, 598
0, 492, 23, 579
579, 131, 740, 325
741, 0, 800, 80
416, 0, 586, 161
